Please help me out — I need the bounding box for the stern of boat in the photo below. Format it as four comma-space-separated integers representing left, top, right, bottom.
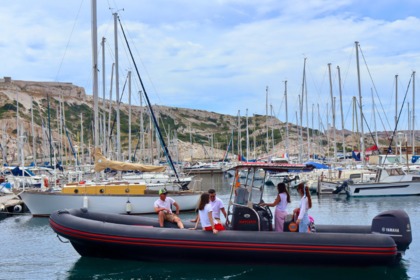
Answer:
371, 210, 412, 255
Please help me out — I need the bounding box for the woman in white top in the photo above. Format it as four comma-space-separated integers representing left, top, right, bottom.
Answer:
295, 182, 312, 233
260, 182, 290, 232
191, 193, 225, 234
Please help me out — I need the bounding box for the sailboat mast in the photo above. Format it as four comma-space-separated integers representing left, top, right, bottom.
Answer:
237, 110, 241, 158
355, 41, 365, 163
246, 108, 249, 161
266, 86, 269, 155
296, 109, 300, 162
311, 103, 314, 159
337, 66, 345, 159
91, 0, 99, 150
284, 81, 289, 155
47, 94, 53, 166
305, 66, 310, 160
299, 94, 304, 163
300, 58, 306, 162
107, 63, 114, 157
16, 92, 19, 154
317, 103, 320, 157
113, 12, 121, 161
352, 96, 360, 152
80, 113, 84, 165
328, 63, 336, 161
395, 75, 398, 132
128, 71, 132, 161
412, 71, 416, 155
372, 89, 378, 147
31, 96, 36, 166
270, 105, 274, 153
101, 37, 107, 153
394, 75, 398, 153
139, 91, 145, 162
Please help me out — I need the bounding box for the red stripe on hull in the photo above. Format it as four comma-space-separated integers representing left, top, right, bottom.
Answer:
50, 221, 397, 257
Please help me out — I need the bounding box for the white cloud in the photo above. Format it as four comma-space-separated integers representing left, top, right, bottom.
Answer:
1, 0, 419, 132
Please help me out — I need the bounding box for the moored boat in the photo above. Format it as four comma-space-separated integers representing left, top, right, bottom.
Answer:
20, 148, 202, 217
20, 188, 200, 217
334, 166, 420, 197
0, 193, 27, 217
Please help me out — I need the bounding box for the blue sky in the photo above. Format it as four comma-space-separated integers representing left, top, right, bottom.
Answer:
1, 0, 419, 133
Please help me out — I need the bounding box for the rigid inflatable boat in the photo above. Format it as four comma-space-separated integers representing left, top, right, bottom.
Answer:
50, 207, 411, 266
49, 163, 412, 266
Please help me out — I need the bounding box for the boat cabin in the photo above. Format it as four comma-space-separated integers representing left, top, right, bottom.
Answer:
226, 162, 314, 231
374, 166, 420, 183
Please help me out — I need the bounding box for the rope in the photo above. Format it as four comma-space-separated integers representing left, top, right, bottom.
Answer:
56, 234, 70, 243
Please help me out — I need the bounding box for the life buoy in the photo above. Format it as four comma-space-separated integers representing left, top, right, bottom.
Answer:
288, 222, 298, 232
43, 177, 49, 188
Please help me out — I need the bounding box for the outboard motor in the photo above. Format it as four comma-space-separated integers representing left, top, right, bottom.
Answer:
371, 210, 412, 254
332, 180, 348, 194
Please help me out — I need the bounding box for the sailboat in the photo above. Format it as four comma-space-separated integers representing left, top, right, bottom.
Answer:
19, 1, 202, 217
19, 146, 201, 216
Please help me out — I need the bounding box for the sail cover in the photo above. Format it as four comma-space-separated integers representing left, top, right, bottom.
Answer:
93, 148, 166, 173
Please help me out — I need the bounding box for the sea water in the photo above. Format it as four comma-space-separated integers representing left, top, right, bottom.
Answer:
0, 173, 418, 280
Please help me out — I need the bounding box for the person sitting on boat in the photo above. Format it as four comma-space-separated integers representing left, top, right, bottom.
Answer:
191, 193, 225, 234
259, 182, 290, 232
190, 189, 227, 224
295, 182, 312, 233
154, 188, 184, 229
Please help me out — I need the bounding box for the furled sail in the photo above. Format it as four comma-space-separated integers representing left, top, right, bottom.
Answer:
93, 147, 166, 173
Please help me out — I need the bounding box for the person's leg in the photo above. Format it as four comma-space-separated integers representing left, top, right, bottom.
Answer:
274, 209, 282, 231
298, 215, 310, 233
173, 215, 184, 229
158, 211, 165, 227
276, 211, 287, 232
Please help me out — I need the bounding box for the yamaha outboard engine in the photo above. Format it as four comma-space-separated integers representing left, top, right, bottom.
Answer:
371, 210, 412, 254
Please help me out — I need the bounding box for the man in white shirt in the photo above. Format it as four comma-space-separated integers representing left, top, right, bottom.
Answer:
208, 188, 227, 223
154, 188, 184, 228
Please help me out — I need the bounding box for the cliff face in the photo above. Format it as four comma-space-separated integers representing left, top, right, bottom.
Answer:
0, 78, 86, 103
0, 77, 293, 164
4, 77, 406, 166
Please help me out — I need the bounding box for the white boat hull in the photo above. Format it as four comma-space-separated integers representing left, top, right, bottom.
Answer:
346, 181, 420, 197
20, 191, 200, 217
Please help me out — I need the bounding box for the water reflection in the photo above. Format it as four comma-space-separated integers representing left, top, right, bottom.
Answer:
67, 256, 409, 280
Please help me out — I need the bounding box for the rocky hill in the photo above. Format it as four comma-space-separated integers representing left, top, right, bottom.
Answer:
0, 77, 413, 166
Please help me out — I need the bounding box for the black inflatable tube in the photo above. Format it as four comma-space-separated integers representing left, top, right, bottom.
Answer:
49, 208, 403, 266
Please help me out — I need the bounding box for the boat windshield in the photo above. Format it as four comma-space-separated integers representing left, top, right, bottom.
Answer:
387, 168, 405, 176
231, 167, 265, 206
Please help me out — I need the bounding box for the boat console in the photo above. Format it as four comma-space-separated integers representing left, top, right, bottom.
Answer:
229, 203, 273, 231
